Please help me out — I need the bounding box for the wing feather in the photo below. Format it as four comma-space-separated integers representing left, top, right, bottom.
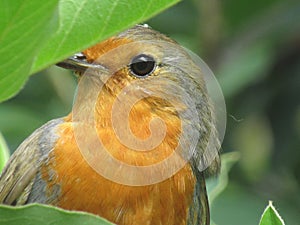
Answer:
0, 118, 63, 205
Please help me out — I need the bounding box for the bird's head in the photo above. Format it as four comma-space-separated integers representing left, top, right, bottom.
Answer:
57, 25, 221, 185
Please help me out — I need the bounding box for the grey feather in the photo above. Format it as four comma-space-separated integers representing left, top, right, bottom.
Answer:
0, 118, 63, 205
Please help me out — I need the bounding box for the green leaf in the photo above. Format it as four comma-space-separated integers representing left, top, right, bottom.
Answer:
0, 0, 180, 102
207, 152, 240, 205
207, 152, 240, 225
0, 132, 10, 171
0, 204, 114, 225
259, 201, 285, 225
0, 0, 59, 102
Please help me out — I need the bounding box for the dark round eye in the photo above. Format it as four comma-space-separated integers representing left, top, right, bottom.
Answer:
129, 54, 156, 77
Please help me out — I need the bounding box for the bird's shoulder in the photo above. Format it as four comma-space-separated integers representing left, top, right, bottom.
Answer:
0, 118, 64, 205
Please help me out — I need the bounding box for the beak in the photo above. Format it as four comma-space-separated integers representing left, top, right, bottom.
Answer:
56, 53, 105, 73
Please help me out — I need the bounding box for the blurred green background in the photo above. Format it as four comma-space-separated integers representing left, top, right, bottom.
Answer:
0, 0, 299, 224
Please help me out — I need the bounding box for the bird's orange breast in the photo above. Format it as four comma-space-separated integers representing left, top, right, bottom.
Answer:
41, 92, 196, 224
42, 127, 196, 224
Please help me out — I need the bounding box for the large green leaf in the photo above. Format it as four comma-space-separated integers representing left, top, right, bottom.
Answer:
0, 204, 114, 225
0, 0, 59, 102
259, 202, 285, 225
0, 0, 180, 102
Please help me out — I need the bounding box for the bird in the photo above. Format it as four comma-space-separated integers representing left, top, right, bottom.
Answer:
0, 25, 220, 225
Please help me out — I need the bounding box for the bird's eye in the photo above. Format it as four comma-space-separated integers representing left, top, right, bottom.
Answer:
129, 54, 156, 77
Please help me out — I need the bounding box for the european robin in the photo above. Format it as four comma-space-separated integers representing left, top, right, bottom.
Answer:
0, 25, 221, 225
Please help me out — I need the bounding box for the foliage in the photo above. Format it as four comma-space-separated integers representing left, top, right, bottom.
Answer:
0, 0, 180, 102
259, 202, 285, 225
0, 132, 10, 171
0, 204, 113, 225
